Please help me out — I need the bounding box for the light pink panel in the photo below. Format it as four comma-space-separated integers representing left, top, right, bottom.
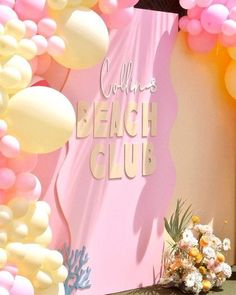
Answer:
35, 9, 178, 295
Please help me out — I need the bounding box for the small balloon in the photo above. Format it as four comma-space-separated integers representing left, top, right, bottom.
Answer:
5, 19, 26, 40
0, 270, 14, 290
99, 0, 118, 14
47, 36, 65, 56
0, 35, 17, 56
180, 0, 196, 9
0, 135, 20, 158
38, 18, 57, 38
0, 90, 9, 115
17, 39, 37, 60
7, 152, 38, 173
196, 0, 213, 7
35, 283, 65, 295
0, 168, 16, 190
187, 19, 202, 35
187, 6, 203, 19
0, 5, 18, 25
179, 16, 190, 31
222, 19, 236, 36
101, 6, 134, 29
10, 275, 34, 295
47, 0, 68, 10
31, 35, 48, 55
24, 20, 37, 38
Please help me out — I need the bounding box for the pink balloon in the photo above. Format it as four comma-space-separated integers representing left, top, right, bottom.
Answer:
15, 172, 37, 192
188, 6, 203, 19
219, 32, 236, 46
0, 5, 17, 25
47, 36, 65, 56
118, 0, 138, 8
35, 54, 51, 75
0, 0, 15, 8
230, 7, 236, 20
0, 153, 7, 167
14, 0, 47, 22
3, 266, 18, 277
15, 176, 41, 200
227, 0, 236, 9
0, 135, 20, 158
101, 6, 134, 29
24, 20, 37, 38
187, 19, 202, 35
38, 18, 57, 38
10, 275, 34, 295
0, 168, 15, 190
0, 120, 7, 138
196, 0, 213, 7
212, 0, 227, 3
222, 19, 236, 35
29, 57, 38, 75
32, 35, 48, 55
0, 271, 14, 290
187, 29, 217, 52
99, 0, 118, 13
180, 0, 196, 9
201, 4, 229, 34
7, 152, 38, 173
179, 16, 190, 31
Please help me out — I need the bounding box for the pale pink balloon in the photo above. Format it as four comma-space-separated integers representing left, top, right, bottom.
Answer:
196, 0, 213, 7
0, 5, 17, 25
118, 0, 138, 8
188, 6, 203, 19
10, 275, 34, 295
222, 19, 236, 35
212, 0, 227, 3
101, 6, 134, 29
99, 0, 118, 13
227, 0, 236, 9
0, 271, 14, 290
0, 120, 7, 138
219, 32, 236, 46
15, 172, 37, 192
32, 35, 48, 55
180, 0, 196, 9
0, 135, 20, 158
230, 7, 236, 20
187, 29, 217, 52
15, 176, 41, 200
3, 266, 18, 277
14, 0, 47, 22
201, 4, 229, 34
179, 16, 190, 31
0, 168, 16, 190
47, 36, 65, 56
24, 20, 37, 38
35, 54, 51, 76
187, 19, 202, 35
38, 18, 57, 38
0, 0, 15, 8
7, 152, 38, 173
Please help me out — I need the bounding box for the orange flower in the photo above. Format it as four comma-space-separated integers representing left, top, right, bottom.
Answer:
200, 236, 209, 247
202, 280, 212, 292
192, 215, 200, 224
217, 253, 225, 263
189, 248, 199, 257
170, 258, 182, 270
199, 266, 207, 275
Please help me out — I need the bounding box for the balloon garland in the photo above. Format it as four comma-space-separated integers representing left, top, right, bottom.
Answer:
179, 0, 236, 100
0, 0, 139, 294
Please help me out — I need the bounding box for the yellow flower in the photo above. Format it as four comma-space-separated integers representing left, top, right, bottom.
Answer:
217, 253, 225, 263
199, 266, 207, 275
189, 247, 199, 257
202, 280, 212, 292
200, 236, 209, 247
192, 215, 200, 224
196, 253, 203, 264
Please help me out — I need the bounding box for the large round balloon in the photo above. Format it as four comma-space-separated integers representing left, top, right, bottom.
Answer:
50, 7, 109, 69
5, 86, 76, 154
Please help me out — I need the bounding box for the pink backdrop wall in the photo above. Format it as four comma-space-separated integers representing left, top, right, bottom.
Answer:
35, 9, 178, 294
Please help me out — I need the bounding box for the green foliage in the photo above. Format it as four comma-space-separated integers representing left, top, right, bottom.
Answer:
164, 199, 192, 245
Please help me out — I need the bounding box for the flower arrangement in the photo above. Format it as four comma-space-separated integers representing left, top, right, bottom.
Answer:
160, 199, 232, 294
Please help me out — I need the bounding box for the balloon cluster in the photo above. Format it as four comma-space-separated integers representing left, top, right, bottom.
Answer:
179, 0, 236, 99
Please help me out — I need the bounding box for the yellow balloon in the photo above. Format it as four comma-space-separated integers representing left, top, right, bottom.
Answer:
0, 66, 22, 88
35, 283, 65, 295
0, 88, 9, 115
18, 39, 37, 60
7, 197, 30, 219
50, 265, 68, 283
5, 19, 26, 41
48, 0, 68, 10
80, 0, 98, 7
0, 206, 13, 226
0, 231, 8, 247
2, 55, 32, 94
34, 227, 52, 247
6, 242, 26, 262
50, 7, 109, 69
29, 209, 49, 235
43, 250, 63, 270
5, 86, 76, 154
33, 270, 53, 289
0, 35, 17, 56
225, 60, 236, 99
0, 248, 7, 268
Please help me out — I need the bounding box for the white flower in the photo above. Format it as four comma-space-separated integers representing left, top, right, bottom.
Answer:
203, 247, 216, 259
213, 263, 223, 273
184, 271, 202, 289
195, 224, 213, 235
222, 263, 232, 278
211, 236, 222, 251
223, 238, 231, 251
182, 229, 198, 247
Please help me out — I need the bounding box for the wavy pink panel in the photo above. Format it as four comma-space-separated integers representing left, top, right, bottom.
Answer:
36, 9, 178, 295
